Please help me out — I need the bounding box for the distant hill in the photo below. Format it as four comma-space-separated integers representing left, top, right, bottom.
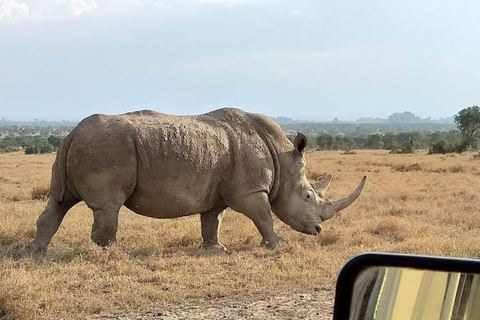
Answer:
356, 111, 454, 124
271, 111, 456, 136
272, 111, 454, 125
0, 118, 77, 128
279, 122, 457, 137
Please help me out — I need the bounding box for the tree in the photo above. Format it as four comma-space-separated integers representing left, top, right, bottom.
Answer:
40, 144, 55, 154
25, 145, 39, 154
454, 106, 480, 152
382, 132, 398, 150
352, 136, 367, 149
333, 136, 344, 150
48, 135, 64, 149
365, 133, 384, 149
343, 137, 356, 152
316, 133, 335, 150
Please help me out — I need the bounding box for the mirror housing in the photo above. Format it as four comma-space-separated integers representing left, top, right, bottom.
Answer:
333, 252, 480, 320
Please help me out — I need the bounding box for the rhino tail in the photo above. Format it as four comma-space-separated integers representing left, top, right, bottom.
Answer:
52, 133, 74, 203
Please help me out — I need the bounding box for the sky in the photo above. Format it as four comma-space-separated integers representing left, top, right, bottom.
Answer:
1, 0, 479, 121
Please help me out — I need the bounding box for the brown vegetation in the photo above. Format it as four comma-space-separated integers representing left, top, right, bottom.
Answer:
1, 150, 480, 319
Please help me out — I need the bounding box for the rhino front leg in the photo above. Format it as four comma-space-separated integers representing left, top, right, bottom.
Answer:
91, 206, 121, 248
27, 193, 79, 253
232, 192, 283, 248
199, 208, 227, 252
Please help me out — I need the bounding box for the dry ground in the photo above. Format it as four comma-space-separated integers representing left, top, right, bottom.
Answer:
1, 150, 480, 319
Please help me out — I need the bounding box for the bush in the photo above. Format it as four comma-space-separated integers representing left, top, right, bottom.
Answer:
401, 141, 415, 154
24, 145, 39, 154
24, 143, 55, 155
0, 146, 21, 154
429, 139, 461, 154
430, 140, 448, 154
47, 135, 64, 148
40, 144, 54, 154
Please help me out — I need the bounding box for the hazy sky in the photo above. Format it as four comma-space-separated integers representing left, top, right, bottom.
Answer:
1, 0, 479, 121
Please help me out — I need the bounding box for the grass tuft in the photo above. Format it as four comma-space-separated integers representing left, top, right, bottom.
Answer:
448, 165, 466, 173
31, 183, 50, 201
392, 163, 423, 172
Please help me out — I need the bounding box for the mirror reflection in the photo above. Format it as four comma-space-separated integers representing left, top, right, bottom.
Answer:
351, 266, 480, 320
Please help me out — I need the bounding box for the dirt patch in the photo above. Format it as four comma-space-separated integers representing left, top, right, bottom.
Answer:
91, 289, 334, 320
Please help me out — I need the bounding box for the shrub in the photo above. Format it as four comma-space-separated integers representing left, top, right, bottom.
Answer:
429, 139, 461, 154
0, 146, 21, 154
24, 144, 55, 155
24, 145, 38, 154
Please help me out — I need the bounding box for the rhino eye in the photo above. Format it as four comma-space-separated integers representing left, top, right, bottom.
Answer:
306, 193, 312, 199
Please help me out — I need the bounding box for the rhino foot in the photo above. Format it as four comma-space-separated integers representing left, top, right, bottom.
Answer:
25, 241, 48, 254
198, 243, 227, 253
261, 235, 286, 249
93, 239, 115, 250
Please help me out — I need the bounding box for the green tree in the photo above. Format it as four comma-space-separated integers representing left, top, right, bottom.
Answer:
333, 136, 344, 150
352, 136, 366, 148
454, 106, 480, 152
40, 144, 55, 154
401, 138, 415, 154
429, 131, 462, 154
343, 137, 356, 150
382, 132, 398, 150
316, 133, 334, 150
48, 135, 64, 149
365, 134, 384, 149
25, 145, 38, 154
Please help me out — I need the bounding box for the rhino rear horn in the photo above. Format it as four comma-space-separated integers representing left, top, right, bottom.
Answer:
322, 175, 367, 221
313, 174, 333, 198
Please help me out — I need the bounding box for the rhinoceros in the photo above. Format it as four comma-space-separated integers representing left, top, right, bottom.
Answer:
28, 108, 366, 252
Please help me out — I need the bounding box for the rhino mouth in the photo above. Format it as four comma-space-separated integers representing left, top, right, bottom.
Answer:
291, 222, 322, 236
278, 214, 322, 236
305, 224, 322, 236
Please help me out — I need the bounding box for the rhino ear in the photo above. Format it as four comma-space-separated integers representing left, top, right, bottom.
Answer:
294, 133, 308, 154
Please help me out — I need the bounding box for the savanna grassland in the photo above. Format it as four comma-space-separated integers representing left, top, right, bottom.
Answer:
1, 150, 480, 319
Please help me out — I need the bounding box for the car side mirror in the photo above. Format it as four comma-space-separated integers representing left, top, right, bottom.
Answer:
333, 252, 480, 320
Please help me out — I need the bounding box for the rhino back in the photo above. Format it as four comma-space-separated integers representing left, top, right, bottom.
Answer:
64, 108, 293, 219
125, 111, 234, 217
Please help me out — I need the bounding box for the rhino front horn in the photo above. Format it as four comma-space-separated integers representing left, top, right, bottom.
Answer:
322, 175, 367, 221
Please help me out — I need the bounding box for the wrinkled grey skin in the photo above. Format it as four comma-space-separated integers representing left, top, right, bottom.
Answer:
27, 108, 366, 253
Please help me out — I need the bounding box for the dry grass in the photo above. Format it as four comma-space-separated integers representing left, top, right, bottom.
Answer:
31, 183, 50, 201
1, 150, 480, 319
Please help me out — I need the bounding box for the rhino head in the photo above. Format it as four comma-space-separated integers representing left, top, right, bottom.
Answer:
271, 133, 367, 236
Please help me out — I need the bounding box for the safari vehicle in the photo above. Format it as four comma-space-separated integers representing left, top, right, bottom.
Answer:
333, 253, 480, 320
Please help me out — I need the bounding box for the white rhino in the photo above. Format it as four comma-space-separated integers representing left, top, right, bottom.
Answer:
28, 108, 366, 252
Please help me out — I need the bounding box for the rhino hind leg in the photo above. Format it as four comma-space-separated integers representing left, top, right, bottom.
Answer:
27, 190, 80, 253
199, 208, 227, 252
90, 205, 121, 248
